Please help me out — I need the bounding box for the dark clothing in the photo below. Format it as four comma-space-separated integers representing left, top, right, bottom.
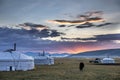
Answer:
79, 62, 84, 71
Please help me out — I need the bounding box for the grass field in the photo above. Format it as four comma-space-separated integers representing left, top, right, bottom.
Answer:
0, 58, 120, 80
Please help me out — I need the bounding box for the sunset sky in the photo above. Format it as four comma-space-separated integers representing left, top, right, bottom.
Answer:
0, 0, 120, 54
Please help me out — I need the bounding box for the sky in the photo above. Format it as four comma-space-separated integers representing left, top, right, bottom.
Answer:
0, 0, 120, 54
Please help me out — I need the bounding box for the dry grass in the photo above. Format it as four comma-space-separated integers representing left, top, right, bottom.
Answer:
0, 58, 120, 80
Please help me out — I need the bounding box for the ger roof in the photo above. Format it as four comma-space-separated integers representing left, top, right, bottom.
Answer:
0, 52, 34, 61
102, 58, 114, 60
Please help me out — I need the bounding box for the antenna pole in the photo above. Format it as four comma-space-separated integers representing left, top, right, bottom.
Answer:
14, 43, 16, 51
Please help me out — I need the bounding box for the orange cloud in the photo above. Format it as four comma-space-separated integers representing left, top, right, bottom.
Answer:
47, 20, 87, 25
47, 11, 105, 25
87, 17, 105, 23
47, 17, 105, 25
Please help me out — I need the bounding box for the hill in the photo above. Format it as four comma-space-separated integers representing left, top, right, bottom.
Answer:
50, 53, 70, 58
69, 49, 120, 58
24, 52, 70, 58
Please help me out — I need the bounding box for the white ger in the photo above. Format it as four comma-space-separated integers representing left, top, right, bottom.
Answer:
0, 52, 34, 71
33, 51, 54, 65
101, 57, 115, 63
0, 43, 34, 71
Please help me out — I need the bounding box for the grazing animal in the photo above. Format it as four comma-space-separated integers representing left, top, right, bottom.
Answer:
79, 62, 85, 71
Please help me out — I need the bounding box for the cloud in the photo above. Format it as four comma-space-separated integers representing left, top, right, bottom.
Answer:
0, 25, 65, 51
87, 17, 104, 23
33, 29, 64, 38
75, 22, 117, 28
50, 30, 64, 37
61, 37, 97, 42
19, 22, 48, 30
77, 11, 103, 20
47, 20, 86, 25
0, 26, 120, 53
76, 22, 94, 28
47, 11, 104, 25
33, 28, 64, 38
47, 17, 104, 25
114, 40, 120, 44
93, 34, 120, 41
61, 34, 120, 42
58, 25, 66, 27
0, 24, 64, 42
22, 22, 47, 28
47, 11, 116, 29
96, 22, 116, 27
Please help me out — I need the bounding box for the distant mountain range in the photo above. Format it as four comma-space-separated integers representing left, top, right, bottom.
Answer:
24, 52, 70, 58
24, 49, 120, 58
68, 49, 120, 58
50, 53, 70, 58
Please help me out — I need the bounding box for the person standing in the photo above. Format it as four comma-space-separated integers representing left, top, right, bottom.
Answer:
79, 62, 85, 71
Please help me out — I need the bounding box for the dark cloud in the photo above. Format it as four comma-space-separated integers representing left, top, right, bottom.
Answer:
0, 26, 119, 53
87, 17, 103, 22
20, 22, 47, 28
49, 16, 103, 25
38, 29, 50, 37
49, 12, 117, 33
32, 29, 65, 38
94, 34, 120, 41
27, 29, 50, 38
75, 22, 117, 28
0, 25, 65, 51
96, 22, 115, 27
35, 28, 64, 37
50, 30, 65, 37
59, 25, 66, 27
0, 25, 64, 43
76, 22, 94, 28
77, 11, 103, 20
61, 34, 120, 41
61, 37, 94, 41
86, 11, 103, 17
0, 22, 65, 45
49, 19, 85, 24
77, 14, 88, 20
19, 22, 48, 31
68, 25, 74, 27
61, 37, 83, 41
19, 22, 65, 37
0, 27, 32, 50
49, 11, 106, 29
